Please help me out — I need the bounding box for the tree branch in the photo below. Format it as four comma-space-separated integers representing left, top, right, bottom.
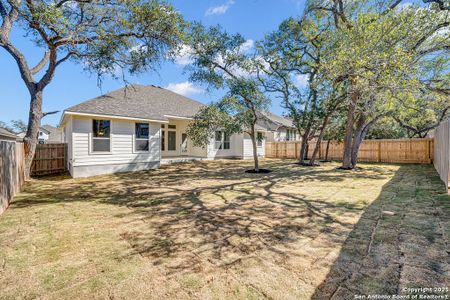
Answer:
30, 51, 50, 74
423, 0, 449, 10
42, 110, 59, 117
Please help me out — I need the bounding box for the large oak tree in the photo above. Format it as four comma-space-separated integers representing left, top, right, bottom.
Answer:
0, 0, 184, 177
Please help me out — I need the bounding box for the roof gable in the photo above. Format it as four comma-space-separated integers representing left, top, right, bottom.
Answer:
65, 85, 205, 121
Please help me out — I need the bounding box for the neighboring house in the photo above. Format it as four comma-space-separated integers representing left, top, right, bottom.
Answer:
261, 112, 300, 142
17, 125, 63, 144
0, 128, 18, 141
41, 125, 64, 143
59, 84, 291, 178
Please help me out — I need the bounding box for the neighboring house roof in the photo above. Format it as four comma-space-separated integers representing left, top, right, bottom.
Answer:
0, 128, 18, 141
42, 125, 63, 143
17, 127, 50, 138
260, 111, 295, 129
64, 84, 205, 122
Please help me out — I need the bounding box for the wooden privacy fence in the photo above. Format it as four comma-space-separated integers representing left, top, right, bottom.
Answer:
266, 138, 434, 164
31, 143, 67, 176
0, 141, 25, 215
433, 119, 449, 190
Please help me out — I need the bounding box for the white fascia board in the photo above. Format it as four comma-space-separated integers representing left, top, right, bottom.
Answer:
164, 115, 194, 121
63, 111, 169, 124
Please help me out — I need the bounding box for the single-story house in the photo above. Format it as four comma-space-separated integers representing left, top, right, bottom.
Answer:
261, 112, 300, 142
17, 125, 63, 144
59, 84, 294, 178
0, 128, 18, 141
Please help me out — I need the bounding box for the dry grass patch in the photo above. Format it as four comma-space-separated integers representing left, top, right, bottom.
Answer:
0, 159, 448, 299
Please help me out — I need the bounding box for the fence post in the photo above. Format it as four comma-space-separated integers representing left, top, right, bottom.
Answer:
378, 141, 382, 163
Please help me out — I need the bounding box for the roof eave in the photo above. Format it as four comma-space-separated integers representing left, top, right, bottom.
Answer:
62, 111, 170, 124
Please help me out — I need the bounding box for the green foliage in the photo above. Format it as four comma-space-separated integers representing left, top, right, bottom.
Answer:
186, 100, 242, 148
366, 117, 407, 139
9, 0, 185, 79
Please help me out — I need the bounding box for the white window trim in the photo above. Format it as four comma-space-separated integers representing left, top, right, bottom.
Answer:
89, 119, 113, 155
214, 131, 231, 150
133, 122, 150, 153
167, 130, 177, 152
257, 132, 264, 148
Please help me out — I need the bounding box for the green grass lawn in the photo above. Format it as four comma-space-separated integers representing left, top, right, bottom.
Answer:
0, 159, 448, 299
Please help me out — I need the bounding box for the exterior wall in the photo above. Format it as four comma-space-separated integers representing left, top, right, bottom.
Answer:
266, 128, 300, 142
161, 118, 206, 158
206, 133, 243, 159
64, 117, 73, 174
72, 161, 159, 178
38, 130, 49, 143
68, 116, 161, 178
242, 132, 265, 159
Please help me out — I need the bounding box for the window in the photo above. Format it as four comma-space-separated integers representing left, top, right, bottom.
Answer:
168, 131, 176, 151
161, 129, 165, 151
223, 132, 230, 150
257, 132, 264, 147
39, 132, 43, 137
215, 131, 231, 150
215, 131, 222, 150
135, 123, 149, 151
92, 119, 111, 152
168, 125, 176, 129
287, 129, 297, 141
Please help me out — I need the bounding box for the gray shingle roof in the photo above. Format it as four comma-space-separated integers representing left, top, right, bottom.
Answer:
260, 111, 295, 128
42, 125, 63, 143
0, 128, 18, 140
65, 84, 205, 121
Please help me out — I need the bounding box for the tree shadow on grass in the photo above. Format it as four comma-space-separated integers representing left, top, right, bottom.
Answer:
311, 164, 450, 299
12, 159, 436, 296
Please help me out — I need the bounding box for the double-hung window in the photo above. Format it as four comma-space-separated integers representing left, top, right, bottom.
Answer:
223, 132, 230, 150
257, 132, 264, 147
215, 131, 222, 150
168, 125, 176, 151
215, 131, 231, 150
92, 119, 111, 152
287, 129, 297, 141
135, 123, 149, 152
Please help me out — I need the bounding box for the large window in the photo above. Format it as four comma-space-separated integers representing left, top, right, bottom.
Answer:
135, 123, 149, 151
287, 129, 297, 141
223, 132, 230, 149
215, 131, 222, 150
215, 131, 231, 150
257, 132, 264, 147
168, 131, 176, 151
92, 119, 111, 152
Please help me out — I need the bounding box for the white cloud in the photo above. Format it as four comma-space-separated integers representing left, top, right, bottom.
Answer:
240, 39, 254, 54
205, 0, 235, 16
293, 74, 309, 88
173, 45, 195, 66
165, 82, 204, 96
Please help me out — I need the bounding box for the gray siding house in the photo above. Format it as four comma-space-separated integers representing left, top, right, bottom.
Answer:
59, 84, 292, 178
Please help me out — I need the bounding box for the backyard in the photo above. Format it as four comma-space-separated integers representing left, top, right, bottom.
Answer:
0, 159, 448, 299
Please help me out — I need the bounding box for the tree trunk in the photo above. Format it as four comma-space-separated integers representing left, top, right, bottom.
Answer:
324, 140, 331, 161
299, 127, 311, 164
24, 90, 43, 179
250, 124, 259, 172
309, 115, 329, 166
342, 78, 359, 169
350, 115, 366, 168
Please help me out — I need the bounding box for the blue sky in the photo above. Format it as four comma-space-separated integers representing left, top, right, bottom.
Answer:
0, 0, 306, 127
